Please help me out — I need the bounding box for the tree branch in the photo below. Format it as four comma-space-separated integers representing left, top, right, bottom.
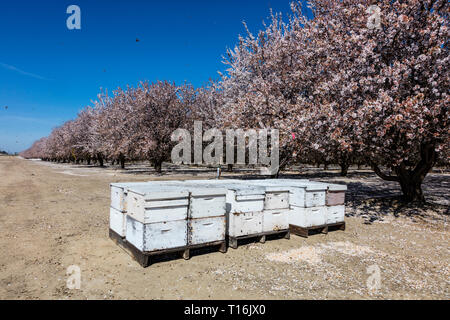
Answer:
371, 162, 400, 182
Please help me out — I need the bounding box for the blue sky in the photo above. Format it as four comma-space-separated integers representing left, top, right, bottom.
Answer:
0, 0, 308, 153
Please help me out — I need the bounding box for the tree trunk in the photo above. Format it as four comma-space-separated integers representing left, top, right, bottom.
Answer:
340, 164, 348, 176
372, 142, 436, 204
120, 156, 125, 169
87, 158, 91, 165
399, 175, 425, 203
154, 161, 162, 173
340, 159, 349, 176
97, 153, 104, 167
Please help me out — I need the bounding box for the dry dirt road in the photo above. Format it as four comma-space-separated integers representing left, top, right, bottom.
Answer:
0, 156, 448, 299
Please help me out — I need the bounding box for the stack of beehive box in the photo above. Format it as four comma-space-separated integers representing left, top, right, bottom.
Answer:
109, 182, 227, 266
324, 183, 347, 224
165, 180, 291, 248
240, 179, 347, 237
109, 178, 347, 266
110, 182, 150, 238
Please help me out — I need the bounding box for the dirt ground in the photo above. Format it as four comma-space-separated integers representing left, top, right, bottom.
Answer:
0, 156, 448, 300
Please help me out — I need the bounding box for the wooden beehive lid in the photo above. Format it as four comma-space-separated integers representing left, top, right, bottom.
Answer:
129, 181, 227, 198
110, 182, 149, 189
325, 183, 347, 191
231, 185, 266, 197
286, 180, 345, 192
301, 182, 329, 191
218, 179, 285, 194
126, 185, 190, 200
189, 187, 227, 197
171, 179, 265, 197
256, 186, 290, 193
181, 181, 265, 198
243, 179, 327, 192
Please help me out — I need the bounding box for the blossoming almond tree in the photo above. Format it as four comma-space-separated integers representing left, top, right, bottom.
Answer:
220, 0, 448, 202
219, 12, 311, 173
303, 0, 449, 202
131, 81, 193, 172
95, 87, 144, 168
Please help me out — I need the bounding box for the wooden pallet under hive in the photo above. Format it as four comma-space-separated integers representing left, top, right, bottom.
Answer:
109, 229, 226, 267
289, 222, 346, 238
227, 229, 290, 249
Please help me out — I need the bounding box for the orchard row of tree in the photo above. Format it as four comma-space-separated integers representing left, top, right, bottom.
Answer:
21, 0, 449, 203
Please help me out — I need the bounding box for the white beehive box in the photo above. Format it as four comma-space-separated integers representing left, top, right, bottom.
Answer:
127, 182, 227, 219
123, 185, 189, 251
110, 182, 150, 212
110, 182, 151, 237
168, 180, 266, 238
326, 205, 345, 224
189, 216, 226, 245
268, 179, 327, 207
110, 206, 127, 237
243, 179, 328, 229
126, 186, 190, 224
188, 188, 227, 219
125, 183, 227, 249
227, 211, 263, 238
126, 215, 188, 252
262, 209, 290, 232
230, 182, 291, 232
289, 206, 327, 228
186, 187, 227, 245
179, 179, 293, 233
326, 183, 347, 206
241, 179, 325, 208
262, 188, 289, 210
212, 179, 290, 210
223, 184, 265, 237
